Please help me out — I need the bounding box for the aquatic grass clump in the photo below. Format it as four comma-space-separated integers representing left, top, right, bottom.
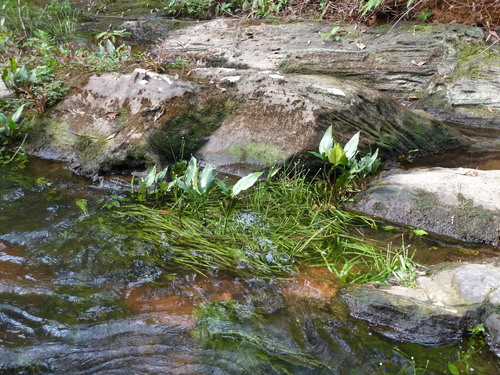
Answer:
110, 165, 416, 283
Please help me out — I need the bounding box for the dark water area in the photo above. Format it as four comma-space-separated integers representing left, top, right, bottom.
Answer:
0, 158, 499, 374
401, 126, 500, 170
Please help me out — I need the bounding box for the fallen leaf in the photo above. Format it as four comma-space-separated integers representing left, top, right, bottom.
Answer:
355, 41, 366, 50
487, 107, 495, 113
360, 29, 366, 34
105, 112, 118, 119
411, 60, 427, 66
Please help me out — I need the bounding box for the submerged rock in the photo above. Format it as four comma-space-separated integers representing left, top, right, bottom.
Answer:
342, 258, 500, 357
352, 167, 500, 245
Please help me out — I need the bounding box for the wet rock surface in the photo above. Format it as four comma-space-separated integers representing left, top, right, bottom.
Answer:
352, 167, 500, 245
343, 258, 500, 357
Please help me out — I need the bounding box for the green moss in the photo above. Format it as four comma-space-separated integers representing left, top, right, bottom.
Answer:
454, 42, 500, 79
226, 143, 284, 165
74, 132, 109, 170
150, 100, 235, 164
279, 58, 310, 74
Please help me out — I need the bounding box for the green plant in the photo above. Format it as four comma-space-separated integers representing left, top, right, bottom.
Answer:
321, 25, 341, 41
217, 171, 263, 231
0, 104, 24, 143
169, 56, 190, 69
96, 28, 131, 44
414, 10, 433, 22
2, 58, 68, 113
310, 125, 380, 199
174, 156, 216, 197
0, 0, 77, 40
447, 323, 490, 375
131, 164, 172, 203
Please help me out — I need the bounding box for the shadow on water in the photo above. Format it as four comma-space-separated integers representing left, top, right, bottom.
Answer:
1, 158, 499, 374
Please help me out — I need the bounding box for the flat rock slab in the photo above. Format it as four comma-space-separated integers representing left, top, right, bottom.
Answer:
343, 259, 500, 356
353, 167, 500, 245
160, 20, 499, 128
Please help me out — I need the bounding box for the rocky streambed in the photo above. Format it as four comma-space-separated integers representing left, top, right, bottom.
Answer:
9, 14, 500, 363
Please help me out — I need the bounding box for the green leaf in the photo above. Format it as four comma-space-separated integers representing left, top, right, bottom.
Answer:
184, 156, 197, 185
144, 165, 157, 188
198, 164, 215, 194
319, 125, 333, 155
0, 113, 7, 125
216, 179, 230, 196
232, 171, 263, 197
412, 228, 428, 236
156, 166, 168, 184
382, 225, 396, 231
11, 104, 25, 123
448, 363, 459, 375
309, 151, 324, 160
327, 142, 347, 165
106, 39, 116, 56
19, 64, 29, 81
344, 131, 360, 160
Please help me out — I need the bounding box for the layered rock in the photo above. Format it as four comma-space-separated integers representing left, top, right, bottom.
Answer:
352, 167, 500, 245
159, 20, 499, 128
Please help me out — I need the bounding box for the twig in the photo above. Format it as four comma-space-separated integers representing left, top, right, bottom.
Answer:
383, 0, 425, 40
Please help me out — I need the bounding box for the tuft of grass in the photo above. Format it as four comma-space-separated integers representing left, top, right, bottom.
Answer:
109, 165, 418, 283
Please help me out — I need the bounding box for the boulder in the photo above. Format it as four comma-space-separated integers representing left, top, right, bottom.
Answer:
27, 67, 464, 176
352, 167, 500, 245
26, 68, 199, 175
160, 20, 499, 128
342, 259, 500, 356
192, 68, 464, 175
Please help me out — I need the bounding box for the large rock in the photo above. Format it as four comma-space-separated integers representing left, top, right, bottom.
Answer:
159, 20, 499, 128
26, 69, 201, 175
26, 67, 464, 176
352, 167, 500, 245
415, 55, 500, 129
193, 68, 464, 175
342, 259, 500, 356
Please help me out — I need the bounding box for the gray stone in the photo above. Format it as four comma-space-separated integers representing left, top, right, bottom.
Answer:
27, 67, 464, 177
0, 79, 12, 99
343, 259, 500, 356
352, 167, 500, 245
454, 264, 500, 304
26, 69, 197, 175
160, 20, 498, 128
192, 68, 463, 175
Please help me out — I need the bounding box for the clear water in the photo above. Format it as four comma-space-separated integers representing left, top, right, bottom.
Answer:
0, 158, 498, 374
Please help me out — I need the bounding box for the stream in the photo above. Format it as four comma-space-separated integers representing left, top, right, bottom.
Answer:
0, 157, 499, 374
